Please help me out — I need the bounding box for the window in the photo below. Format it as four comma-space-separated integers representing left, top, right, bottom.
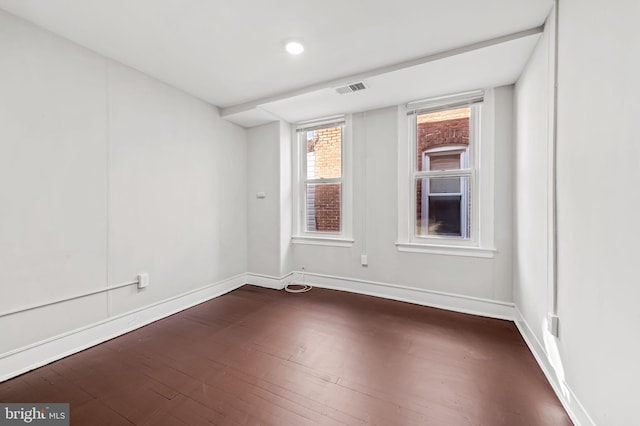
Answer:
292, 117, 353, 246
396, 90, 495, 257
414, 107, 474, 240
303, 124, 342, 233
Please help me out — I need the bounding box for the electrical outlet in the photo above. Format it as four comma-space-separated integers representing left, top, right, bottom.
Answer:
547, 314, 559, 337
360, 255, 368, 266
138, 273, 149, 289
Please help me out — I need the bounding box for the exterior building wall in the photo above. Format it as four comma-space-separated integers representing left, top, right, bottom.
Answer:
416, 109, 470, 171
307, 126, 342, 232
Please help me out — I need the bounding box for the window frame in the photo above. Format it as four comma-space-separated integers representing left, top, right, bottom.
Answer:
396, 90, 496, 258
292, 116, 353, 247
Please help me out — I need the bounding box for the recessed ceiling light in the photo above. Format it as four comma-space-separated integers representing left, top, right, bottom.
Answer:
285, 41, 304, 55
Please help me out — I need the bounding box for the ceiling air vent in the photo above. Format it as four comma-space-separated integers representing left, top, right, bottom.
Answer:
336, 82, 367, 94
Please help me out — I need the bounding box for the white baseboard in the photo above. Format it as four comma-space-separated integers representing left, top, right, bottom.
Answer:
245, 272, 293, 290
0, 274, 246, 383
514, 308, 595, 426
288, 271, 515, 320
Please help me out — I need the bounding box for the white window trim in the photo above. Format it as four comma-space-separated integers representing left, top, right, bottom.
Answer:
291, 235, 354, 247
395, 242, 496, 258
396, 90, 496, 257
292, 115, 353, 247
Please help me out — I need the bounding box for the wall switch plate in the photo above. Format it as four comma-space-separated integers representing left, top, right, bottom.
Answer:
548, 314, 559, 337
138, 273, 149, 289
360, 254, 368, 266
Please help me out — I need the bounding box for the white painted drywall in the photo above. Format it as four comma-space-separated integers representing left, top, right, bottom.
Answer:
247, 122, 281, 277
553, 0, 640, 423
279, 121, 293, 276
492, 87, 515, 302
515, 1, 640, 423
0, 10, 247, 353
107, 61, 247, 315
292, 88, 514, 302
246, 120, 294, 279
513, 13, 554, 350
0, 10, 110, 350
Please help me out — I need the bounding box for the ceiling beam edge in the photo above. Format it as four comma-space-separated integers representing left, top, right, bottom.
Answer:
220, 25, 543, 118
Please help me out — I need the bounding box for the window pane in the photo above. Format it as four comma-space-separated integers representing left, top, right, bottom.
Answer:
306, 183, 341, 233
306, 125, 342, 179
416, 107, 470, 171
416, 177, 470, 238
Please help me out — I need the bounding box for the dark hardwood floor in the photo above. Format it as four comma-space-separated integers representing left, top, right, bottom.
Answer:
0, 286, 572, 425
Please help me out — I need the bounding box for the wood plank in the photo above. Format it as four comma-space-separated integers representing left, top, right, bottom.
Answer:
0, 286, 572, 425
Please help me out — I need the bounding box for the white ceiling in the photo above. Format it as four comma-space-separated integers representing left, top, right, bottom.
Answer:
0, 0, 553, 127
225, 31, 542, 126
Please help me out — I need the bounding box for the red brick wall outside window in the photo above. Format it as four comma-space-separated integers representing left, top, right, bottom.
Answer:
306, 126, 342, 232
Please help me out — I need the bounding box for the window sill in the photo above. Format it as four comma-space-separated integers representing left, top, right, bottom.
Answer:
292, 236, 354, 248
395, 242, 496, 258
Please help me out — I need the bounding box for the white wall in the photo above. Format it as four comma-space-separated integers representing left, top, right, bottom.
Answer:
278, 121, 293, 276
292, 87, 514, 304
554, 0, 639, 424
107, 61, 247, 315
514, 11, 555, 351
513, 7, 575, 419
247, 122, 281, 277
246, 121, 293, 279
0, 10, 247, 354
515, 1, 640, 423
